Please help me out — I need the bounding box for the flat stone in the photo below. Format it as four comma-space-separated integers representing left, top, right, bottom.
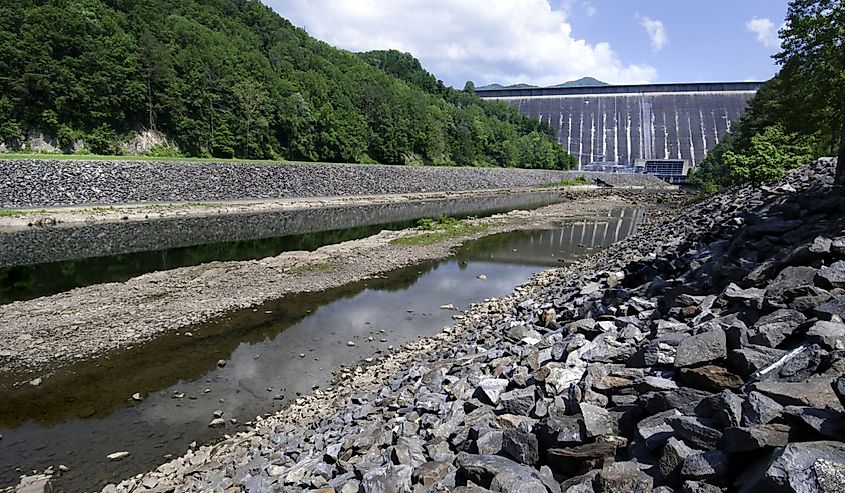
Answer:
679, 481, 722, 493
666, 416, 722, 451
751, 377, 844, 411
548, 441, 619, 476
679, 365, 744, 392
681, 451, 728, 480
674, 329, 726, 368
724, 283, 765, 308
640, 388, 713, 416
457, 454, 545, 491
592, 461, 653, 493
721, 424, 791, 453
637, 409, 682, 450
413, 462, 452, 487
579, 402, 617, 437
107, 451, 130, 461
783, 406, 845, 439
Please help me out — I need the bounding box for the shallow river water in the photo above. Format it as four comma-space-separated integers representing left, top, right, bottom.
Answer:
0, 207, 645, 491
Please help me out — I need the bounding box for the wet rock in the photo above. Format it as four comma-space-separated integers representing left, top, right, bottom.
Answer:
674, 329, 726, 368
107, 451, 130, 461
14, 474, 53, 493
362, 464, 413, 493
209, 418, 226, 428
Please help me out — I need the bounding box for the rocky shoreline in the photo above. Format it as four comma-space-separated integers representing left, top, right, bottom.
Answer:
0, 193, 669, 383
92, 159, 845, 493
0, 159, 671, 208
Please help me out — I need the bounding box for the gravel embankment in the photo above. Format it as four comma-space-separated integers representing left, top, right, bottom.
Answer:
0, 159, 672, 208
95, 159, 845, 493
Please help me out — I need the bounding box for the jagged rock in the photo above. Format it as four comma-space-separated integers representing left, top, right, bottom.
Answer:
502, 429, 539, 465
579, 402, 618, 437
637, 409, 682, 450
679, 366, 744, 392
750, 377, 844, 411
674, 329, 727, 368
765, 267, 819, 308
659, 437, 695, 484
536, 415, 586, 447
742, 391, 784, 426
723, 283, 765, 308
782, 406, 845, 440
806, 321, 845, 350
681, 451, 728, 480
834, 376, 845, 409
457, 454, 546, 492
593, 461, 653, 493
640, 388, 713, 416
635, 376, 679, 392
499, 387, 535, 416
413, 462, 452, 486
738, 441, 845, 493
666, 416, 723, 451
816, 296, 845, 321
362, 464, 413, 493
548, 441, 619, 476
475, 429, 504, 455
729, 345, 787, 377
680, 481, 722, 493
815, 261, 845, 290
748, 309, 807, 348
479, 379, 509, 405
721, 424, 791, 452
696, 390, 743, 428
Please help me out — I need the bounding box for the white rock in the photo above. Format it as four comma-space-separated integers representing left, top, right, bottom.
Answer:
29, 378, 43, 387
107, 451, 130, 461
132, 393, 142, 401
209, 418, 226, 428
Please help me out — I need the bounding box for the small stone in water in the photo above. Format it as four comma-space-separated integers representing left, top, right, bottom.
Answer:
132, 393, 142, 401
172, 392, 185, 399
107, 451, 130, 461
347, 341, 356, 347
213, 410, 224, 418
58, 465, 69, 473
440, 304, 455, 310
217, 359, 226, 367
209, 418, 225, 428
299, 353, 305, 358
478, 274, 487, 280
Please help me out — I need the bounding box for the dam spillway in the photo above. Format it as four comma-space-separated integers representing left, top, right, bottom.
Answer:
477, 82, 762, 170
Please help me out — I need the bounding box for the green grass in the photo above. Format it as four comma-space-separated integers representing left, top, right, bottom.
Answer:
0, 210, 24, 217
287, 262, 335, 275
391, 215, 496, 246
534, 176, 590, 188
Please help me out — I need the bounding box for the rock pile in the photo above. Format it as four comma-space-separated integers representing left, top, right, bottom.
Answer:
0, 159, 671, 208
104, 160, 843, 493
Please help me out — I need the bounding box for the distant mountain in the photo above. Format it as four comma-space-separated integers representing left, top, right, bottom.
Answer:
476, 83, 539, 90
550, 77, 609, 88
476, 77, 609, 91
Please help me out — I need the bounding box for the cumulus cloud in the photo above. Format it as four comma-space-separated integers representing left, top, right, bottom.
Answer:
266, 0, 656, 87
637, 15, 668, 52
746, 17, 780, 48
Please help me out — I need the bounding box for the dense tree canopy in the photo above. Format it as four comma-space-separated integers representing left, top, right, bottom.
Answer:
690, 0, 844, 190
0, 0, 576, 170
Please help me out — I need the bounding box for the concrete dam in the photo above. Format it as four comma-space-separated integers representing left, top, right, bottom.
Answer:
477, 82, 762, 179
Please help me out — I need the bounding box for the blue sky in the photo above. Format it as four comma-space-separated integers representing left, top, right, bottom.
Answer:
268, 0, 791, 87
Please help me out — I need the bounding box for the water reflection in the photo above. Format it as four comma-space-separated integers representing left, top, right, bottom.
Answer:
0, 208, 645, 491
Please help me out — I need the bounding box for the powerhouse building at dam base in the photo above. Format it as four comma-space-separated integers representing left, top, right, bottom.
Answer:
477, 82, 763, 184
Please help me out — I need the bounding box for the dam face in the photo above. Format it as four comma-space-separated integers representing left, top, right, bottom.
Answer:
477, 82, 762, 170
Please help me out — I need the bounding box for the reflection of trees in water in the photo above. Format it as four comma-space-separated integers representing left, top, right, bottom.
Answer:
0, 259, 440, 428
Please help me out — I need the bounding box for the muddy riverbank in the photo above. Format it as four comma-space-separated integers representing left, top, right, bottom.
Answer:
0, 191, 680, 382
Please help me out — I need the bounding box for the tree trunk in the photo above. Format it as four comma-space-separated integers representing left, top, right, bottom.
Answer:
837, 113, 845, 186
147, 76, 155, 131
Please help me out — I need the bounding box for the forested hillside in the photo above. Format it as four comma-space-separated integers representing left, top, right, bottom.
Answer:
0, 0, 575, 169
690, 0, 844, 191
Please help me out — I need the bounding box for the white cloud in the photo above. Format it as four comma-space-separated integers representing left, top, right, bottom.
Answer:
584, 2, 597, 17
266, 0, 656, 87
746, 17, 779, 48
637, 15, 668, 52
